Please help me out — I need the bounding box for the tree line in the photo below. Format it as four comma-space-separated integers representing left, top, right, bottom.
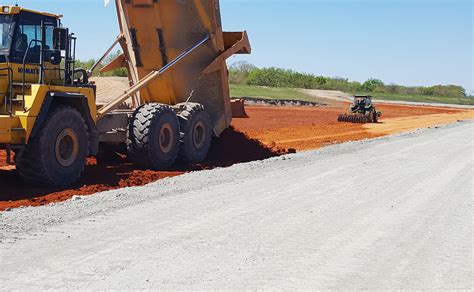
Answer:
75, 56, 468, 98
229, 61, 468, 98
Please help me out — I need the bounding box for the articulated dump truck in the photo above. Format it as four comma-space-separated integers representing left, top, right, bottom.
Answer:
0, 1, 251, 186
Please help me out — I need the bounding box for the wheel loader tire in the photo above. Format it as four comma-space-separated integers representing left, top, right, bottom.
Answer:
127, 103, 180, 169
16, 105, 89, 186
177, 103, 212, 164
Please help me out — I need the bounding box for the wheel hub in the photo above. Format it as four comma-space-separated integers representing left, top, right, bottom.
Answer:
159, 123, 174, 153
55, 128, 79, 167
192, 121, 206, 149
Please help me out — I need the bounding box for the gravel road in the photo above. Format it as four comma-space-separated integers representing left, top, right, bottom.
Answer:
1, 122, 472, 290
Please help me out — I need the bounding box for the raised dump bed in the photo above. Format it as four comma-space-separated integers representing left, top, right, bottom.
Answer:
100, 0, 251, 136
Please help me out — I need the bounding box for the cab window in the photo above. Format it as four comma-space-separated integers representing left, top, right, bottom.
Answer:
11, 12, 56, 64
0, 14, 15, 54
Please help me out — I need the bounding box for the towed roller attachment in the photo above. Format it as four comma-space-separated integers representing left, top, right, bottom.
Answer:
337, 113, 380, 124
338, 114, 371, 123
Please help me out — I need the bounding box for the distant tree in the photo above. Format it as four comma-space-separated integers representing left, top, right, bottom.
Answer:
75, 50, 128, 77
362, 78, 385, 92
431, 85, 466, 98
229, 61, 257, 74
229, 61, 257, 85
246, 67, 327, 89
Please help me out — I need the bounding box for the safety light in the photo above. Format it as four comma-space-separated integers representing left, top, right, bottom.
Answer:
2, 6, 10, 13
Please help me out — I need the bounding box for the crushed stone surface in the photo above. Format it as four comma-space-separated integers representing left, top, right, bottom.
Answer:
1, 121, 472, 289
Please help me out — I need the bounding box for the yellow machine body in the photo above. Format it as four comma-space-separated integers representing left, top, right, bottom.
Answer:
0, 82, 96, 145
0, 7, 96, 145
103, 0, 251, 136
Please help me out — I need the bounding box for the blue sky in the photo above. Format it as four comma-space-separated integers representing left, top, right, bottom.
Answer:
9, 0, 474, 93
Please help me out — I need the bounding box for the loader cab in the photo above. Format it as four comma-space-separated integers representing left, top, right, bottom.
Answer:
1, 8, 59, 65
0, 6, 81, 87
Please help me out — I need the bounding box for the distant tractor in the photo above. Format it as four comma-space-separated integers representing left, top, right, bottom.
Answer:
338, 95, 382, 123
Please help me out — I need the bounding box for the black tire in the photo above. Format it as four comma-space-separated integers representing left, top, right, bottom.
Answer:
177, 103, 212, 164
16, 105, 89, 186
127, 103, 180, 169
372, 110, 378, 123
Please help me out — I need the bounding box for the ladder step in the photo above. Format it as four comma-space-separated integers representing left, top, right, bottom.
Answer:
11, 95, 26, 102
12, 82, 32, 87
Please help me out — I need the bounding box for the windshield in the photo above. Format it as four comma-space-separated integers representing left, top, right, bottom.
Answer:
0, 14, 15, 53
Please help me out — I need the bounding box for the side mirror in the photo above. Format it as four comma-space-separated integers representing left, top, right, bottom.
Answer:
53, 27, 68, 51
46, 50, 62, 65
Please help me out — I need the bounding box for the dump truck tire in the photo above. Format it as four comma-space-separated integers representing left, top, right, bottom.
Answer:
177, 103, 212, 164
128, 103, 180, 169
16, 105, 88, 186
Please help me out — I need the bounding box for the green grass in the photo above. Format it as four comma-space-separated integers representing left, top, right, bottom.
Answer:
356, 92, 474, 106
229, 84, 315, 102
229, 84, 474, 106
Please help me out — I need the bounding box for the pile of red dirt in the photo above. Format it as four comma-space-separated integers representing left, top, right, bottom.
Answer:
0, 127, 284, 211
205, 127, 286, 166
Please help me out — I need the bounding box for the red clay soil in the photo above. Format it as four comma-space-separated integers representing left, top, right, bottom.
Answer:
375, 103, 462, 118
0, 127, 283, 211
0, 103, 468, 211
233, 103, 460, 132
232, 103, 463, 151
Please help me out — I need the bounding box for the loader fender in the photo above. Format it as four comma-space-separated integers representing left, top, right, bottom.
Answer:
30, 92, 99, 155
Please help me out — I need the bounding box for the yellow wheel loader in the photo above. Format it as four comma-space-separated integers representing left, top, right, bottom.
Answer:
0, 1, 251, 186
